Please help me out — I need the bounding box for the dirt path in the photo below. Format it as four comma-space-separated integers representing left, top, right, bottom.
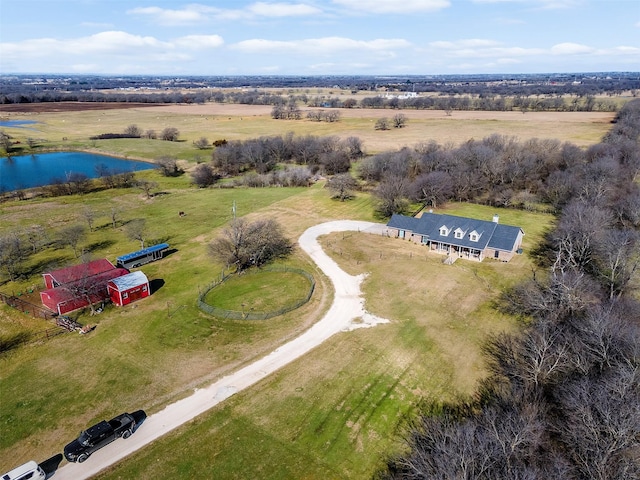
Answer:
51, 220, 389, 479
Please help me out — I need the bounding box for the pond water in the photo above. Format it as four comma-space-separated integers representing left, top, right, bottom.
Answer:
0, 119, 39, 128
0, 152, 153, 191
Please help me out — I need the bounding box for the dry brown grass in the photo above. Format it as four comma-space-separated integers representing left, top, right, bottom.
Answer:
149, 103, 615, 150
1, 102, 615, 158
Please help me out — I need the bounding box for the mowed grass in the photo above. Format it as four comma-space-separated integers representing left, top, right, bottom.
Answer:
0, 178, 335, 467
0, 104, 561, 477
203, 269, 313, 313
94, 203, 552, 480
0, 172, 554, 477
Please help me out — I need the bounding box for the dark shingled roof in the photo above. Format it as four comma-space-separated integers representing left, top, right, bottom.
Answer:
387, 212, 523, 252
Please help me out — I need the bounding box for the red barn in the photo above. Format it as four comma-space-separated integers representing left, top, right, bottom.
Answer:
40, 264, 129, 315
107, 271, 150, 306
42, 259, 116, 289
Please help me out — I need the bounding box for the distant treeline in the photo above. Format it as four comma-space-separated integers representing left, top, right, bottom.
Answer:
2, 73, 638, 112
381, 100, 640, 479
0, 89, 621, 112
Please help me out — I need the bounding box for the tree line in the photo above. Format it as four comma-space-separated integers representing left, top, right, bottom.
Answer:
381, 100, 640, 479
2, 73, 637, 107
208, 133, 363, 177
363, 122, 640, 218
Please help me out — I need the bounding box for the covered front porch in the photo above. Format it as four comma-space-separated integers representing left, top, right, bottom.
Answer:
420, 236, 484, 261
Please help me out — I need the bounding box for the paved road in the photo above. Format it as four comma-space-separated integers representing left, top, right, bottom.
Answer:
51, 220, 389, 479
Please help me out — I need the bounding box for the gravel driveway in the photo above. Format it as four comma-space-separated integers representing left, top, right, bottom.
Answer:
51, 220, 389, 479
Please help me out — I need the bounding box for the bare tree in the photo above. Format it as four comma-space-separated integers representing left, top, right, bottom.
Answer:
191, 163, 220, 188
209, 218, 293, 272
59, 224, 86, 257
125, 219, 147, 249
374, 176, 410, 217
64, 255, 105, 315
193, 137, 210, 149
0, 234, 23, 281
393, 113, 408, 128
343, 136, 364, 159
25, 224, 47, 253
155, 156, 182, 177
123, 124, 142, 137
110, 205, 121, 229
161, 127, 179, 141
326, 173, 358, 201
592, 229, 640, 299
0, 130, 12, 153
410, 171, 454, 208
375, 117, 390, 130
81, 206, 97, 231
65, 172, 91, 195
136, 179, 158, 199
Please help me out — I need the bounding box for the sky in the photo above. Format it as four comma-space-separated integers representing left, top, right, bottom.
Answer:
0, 0, 639, 76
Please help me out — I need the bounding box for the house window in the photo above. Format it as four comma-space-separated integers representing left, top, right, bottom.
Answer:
494, 250, 500, 259
454, 228, 464, 239
439, 226, 449, 236
399, 229, 405, 239
421, 235, 428, 244
123, 292, 128, 299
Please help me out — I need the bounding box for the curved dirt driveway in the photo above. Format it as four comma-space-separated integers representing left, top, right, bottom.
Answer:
52, 220, 389, 479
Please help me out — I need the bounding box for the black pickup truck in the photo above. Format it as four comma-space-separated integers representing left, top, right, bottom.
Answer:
64, 410, 146, 463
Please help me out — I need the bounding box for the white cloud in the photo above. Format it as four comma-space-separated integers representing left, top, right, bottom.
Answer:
0, 31, 224, 65
550, 42, 594, 55
80, 22, 114, 29
128, 2, 323, 25
430, 39, 502, 49
331, 0, 450, 14
232, 36, 411, 54
472, 0, 582, 7
174, 35, 224, 50
248, 2, 323, 17
127, 6, 215, 25
1, 31, 167, 58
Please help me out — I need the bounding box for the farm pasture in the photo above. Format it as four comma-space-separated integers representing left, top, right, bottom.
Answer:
0, 101, 569, 477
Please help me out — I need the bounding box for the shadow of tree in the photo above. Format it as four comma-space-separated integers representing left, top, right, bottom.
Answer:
84, 238, 116, 252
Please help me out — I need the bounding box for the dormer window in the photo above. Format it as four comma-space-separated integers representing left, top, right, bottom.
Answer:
439, 225, 450, 236
454, 228, 465, 239
470, 230, 480, 242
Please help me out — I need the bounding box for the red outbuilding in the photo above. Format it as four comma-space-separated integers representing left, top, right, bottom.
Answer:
42, 259, 116, 289
40, 261, 129, 315
107, 271, 150, 307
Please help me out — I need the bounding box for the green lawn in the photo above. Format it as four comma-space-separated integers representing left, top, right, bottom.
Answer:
0, 103, 561, 477
0, 171, 555, 476
203, 269, 313, 313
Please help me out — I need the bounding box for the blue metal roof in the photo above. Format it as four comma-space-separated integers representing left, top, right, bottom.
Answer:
116, 243, 169, 262
387, 213, 522, 252
387, 213, 419, 231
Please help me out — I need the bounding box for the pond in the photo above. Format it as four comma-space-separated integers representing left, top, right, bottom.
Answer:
0, 152, 154, 191
0, 119, 39, 128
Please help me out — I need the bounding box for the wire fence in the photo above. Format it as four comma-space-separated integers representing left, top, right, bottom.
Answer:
197, 265, 315, 320
0, 290, 57, 320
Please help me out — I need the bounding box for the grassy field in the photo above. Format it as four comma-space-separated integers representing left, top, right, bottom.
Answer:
1, 102, 616, 162
91, 201, 549, 480
202, 269, 314, 313
1, 103, 562, 477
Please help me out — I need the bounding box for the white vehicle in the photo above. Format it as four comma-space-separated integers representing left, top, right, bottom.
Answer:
1, 461, 46, 480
